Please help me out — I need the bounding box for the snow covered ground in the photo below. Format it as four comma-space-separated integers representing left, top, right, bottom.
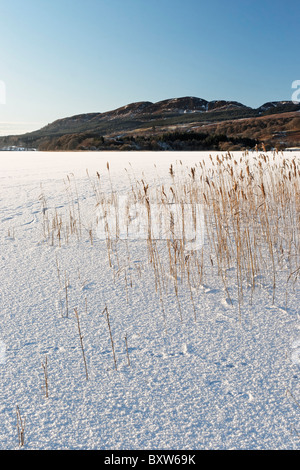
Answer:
0, 150, 299, 450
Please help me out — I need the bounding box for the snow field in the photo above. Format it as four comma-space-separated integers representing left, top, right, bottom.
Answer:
0, 150, 299, 449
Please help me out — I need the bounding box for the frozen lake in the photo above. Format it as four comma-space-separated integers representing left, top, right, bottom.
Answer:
0, 150, 299, 450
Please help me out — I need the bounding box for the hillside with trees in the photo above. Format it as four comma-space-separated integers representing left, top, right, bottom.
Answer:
0, 97, 299, 151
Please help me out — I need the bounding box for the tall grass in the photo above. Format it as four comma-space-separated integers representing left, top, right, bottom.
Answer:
95, 151, 299, 322
42, 151, 299, 325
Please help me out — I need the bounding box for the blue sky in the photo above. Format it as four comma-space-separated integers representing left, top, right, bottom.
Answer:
0, 0, 299, 133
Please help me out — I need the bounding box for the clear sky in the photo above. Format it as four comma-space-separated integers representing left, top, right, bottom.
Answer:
0, 0, 299, 134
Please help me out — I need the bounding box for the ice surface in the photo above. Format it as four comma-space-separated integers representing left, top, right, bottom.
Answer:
0, 150, 299, 449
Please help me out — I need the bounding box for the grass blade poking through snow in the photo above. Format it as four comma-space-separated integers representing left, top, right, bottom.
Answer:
103, 305, 118, 371
125, 334, 130, 367
41, 354, 49, 398
16, 406, 25, 448
74, 308, 89, 381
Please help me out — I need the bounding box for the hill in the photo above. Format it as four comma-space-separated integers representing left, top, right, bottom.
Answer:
0, 97, 299, 151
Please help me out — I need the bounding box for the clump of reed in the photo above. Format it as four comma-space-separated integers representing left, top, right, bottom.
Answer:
96, 151, 299, 323
39, 173, 94, 247
41, 152, 299, 326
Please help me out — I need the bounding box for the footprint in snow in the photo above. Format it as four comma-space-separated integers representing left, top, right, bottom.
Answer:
221, 297, 234, 308
81, 281, 95, 291
200, 284, 220, 294
21, 218, 35, 226
291, 338, 300, 366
